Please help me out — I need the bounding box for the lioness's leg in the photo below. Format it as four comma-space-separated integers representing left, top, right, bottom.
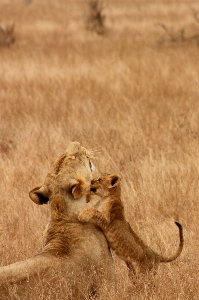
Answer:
78, 208, 110, 230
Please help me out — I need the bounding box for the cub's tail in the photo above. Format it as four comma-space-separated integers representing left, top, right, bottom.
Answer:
159, 221, 183, 263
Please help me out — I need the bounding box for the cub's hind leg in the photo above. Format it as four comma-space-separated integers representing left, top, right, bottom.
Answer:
126, 261, 137, 280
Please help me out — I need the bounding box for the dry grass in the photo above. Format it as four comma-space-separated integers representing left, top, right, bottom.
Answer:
0, 0, 199, 299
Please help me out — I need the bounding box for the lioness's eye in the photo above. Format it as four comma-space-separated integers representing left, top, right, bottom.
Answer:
89, 160, 94, 172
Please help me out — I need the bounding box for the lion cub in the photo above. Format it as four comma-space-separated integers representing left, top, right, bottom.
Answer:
78, 174, 184, 276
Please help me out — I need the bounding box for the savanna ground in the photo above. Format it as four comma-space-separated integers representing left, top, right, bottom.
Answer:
0, 0, 199, 299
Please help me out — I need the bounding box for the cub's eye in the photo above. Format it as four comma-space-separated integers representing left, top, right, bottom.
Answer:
89, 160, 94, 172
90, 187, 97, 193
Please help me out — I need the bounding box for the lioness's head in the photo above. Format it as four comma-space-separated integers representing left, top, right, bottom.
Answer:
90, 174, 121, 198
29, 142, 94, 207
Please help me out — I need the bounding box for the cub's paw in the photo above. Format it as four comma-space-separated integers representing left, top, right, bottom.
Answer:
78, 208, 97, 223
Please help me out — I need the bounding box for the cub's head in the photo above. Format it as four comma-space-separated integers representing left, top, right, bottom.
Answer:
29, 141, 94, 206
90, 174, 121, 198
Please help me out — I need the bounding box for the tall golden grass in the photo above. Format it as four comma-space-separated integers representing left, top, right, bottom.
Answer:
0, 0, 199, 299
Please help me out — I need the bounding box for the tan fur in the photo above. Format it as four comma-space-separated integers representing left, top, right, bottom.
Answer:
0, 142, 114, 299
78, 173, 184, 276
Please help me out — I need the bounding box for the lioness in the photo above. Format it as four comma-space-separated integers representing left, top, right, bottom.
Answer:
78, 173, 184, 276
0, 143, 114, 299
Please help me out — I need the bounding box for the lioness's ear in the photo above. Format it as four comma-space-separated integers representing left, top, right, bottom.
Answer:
108, 174, 121, 188
70, 179, 87, 200
29, 185, 49, 205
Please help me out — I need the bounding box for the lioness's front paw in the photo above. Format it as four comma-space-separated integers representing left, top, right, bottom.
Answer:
78, 208, 96, 222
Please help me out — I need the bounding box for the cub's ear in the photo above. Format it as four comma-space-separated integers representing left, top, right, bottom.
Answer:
108, 174, 121, 188
70, 179, 88, 200
29, 185, 50, 205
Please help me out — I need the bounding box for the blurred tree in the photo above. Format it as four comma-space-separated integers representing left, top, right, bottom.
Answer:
86, 0, 106, 35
